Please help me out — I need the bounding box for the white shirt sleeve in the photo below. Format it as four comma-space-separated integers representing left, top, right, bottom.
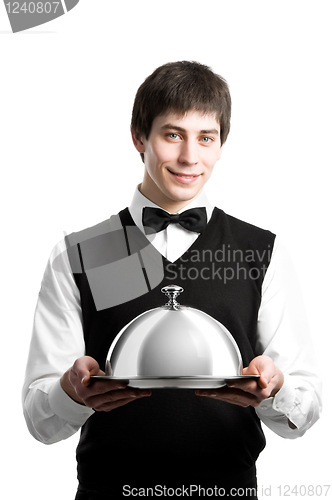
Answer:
255, 236, 322, 438
22, 239, 94, 444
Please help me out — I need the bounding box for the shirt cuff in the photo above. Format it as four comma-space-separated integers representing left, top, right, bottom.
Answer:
48, 378, 94, 425
256, 374, 302, 428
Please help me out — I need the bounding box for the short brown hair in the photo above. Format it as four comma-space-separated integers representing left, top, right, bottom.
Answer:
131, 61, 231, 162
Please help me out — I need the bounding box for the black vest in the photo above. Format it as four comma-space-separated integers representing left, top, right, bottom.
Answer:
66, 207, 276, 495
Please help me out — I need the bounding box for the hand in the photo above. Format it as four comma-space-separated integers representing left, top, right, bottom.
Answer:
60, 356, 151, 412
195, 355, 284, 408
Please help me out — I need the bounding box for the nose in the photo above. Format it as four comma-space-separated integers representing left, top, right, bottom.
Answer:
178, 140, 199, 165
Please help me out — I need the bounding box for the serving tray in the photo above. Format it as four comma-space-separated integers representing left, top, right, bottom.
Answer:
91, 374, 260, 389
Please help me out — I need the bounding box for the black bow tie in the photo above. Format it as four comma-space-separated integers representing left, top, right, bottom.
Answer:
142, 206, 207, 234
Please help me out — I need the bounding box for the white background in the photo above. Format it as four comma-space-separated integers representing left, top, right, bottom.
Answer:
1, 1, 331, 498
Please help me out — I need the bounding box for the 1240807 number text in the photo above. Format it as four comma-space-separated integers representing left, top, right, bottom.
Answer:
277, 484, 331, 496
5, 2, 60, 14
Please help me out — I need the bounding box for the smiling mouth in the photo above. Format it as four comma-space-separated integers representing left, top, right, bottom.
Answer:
167, 169, 201, 179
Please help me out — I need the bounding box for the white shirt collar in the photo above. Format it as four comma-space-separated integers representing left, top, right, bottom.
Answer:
128, 185, 215, 232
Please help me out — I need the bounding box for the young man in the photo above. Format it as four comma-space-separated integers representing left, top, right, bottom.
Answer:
23, 61, 322, 499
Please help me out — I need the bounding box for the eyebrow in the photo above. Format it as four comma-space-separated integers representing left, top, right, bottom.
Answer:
160, 124, 219, 135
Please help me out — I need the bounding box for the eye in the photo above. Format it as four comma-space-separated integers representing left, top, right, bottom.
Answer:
201, 137, 213, 143
167, 133, 180, 140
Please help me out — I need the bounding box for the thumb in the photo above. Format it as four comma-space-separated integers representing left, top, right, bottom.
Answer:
242, 362, 260, 377
242, 357, 268, 389
74, 356, 104, 386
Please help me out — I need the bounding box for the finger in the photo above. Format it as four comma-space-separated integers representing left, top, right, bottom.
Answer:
86, 379, 128, 394
196, 388, 260, 408
87, 389, 151, 411
75, 379, 128, 402
94, 394, 150, 412
196, 386, 239, 397
226, 378, 260, 394
227, 378, 275, 401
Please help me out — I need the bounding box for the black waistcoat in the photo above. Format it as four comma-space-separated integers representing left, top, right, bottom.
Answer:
65, 207, 276, 494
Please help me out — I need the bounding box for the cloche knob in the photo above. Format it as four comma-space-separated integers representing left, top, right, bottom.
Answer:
161, 285, 184, 310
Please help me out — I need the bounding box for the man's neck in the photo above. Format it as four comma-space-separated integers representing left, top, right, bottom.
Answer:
138, 183, 202, 214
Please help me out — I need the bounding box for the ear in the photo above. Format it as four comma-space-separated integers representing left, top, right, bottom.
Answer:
131, 128, 146, 154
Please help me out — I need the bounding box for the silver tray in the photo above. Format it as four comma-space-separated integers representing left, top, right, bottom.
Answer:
91, 374, 260, 389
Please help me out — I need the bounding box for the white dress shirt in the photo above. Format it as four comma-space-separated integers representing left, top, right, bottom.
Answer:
22, 187, 322, 445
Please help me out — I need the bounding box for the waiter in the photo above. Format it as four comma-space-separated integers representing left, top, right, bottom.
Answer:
22, 61, 322, 499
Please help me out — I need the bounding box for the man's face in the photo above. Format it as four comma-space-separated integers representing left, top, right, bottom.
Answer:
133, 110, 222, 212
